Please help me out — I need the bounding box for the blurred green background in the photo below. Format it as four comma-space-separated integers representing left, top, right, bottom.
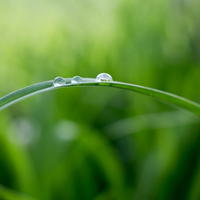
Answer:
0, 0, 200, 199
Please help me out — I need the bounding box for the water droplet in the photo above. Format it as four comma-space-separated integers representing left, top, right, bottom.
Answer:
96, 73, 113, 82
53, 77, 65, 87
71, 76, 83, 84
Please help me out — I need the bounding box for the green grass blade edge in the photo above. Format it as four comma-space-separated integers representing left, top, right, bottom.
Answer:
0, 78, 200, 117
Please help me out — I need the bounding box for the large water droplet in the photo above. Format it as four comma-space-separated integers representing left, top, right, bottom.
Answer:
53, 77, 66, 87
96, 73, 113, 82
71, 76, 83, 84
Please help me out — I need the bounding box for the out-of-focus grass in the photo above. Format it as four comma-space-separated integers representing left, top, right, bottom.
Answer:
0, 0, 200, 199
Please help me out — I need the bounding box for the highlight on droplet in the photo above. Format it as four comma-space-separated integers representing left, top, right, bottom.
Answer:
53, 77, 66, 87
96, 73, 113, 82
71, 76, 83, 84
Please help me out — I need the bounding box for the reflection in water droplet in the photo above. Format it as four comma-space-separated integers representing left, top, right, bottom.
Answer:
53, 77, 65, 87
71, 76, 83, 84
96, 73, 113, 82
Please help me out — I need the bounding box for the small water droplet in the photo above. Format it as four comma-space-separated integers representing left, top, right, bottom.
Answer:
96, 73, 113, 82
71, 76, 83, 84
53, 77, 65, 87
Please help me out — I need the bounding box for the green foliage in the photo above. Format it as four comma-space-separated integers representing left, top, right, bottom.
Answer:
0, 185, 37, 200
0, 0, 200, 200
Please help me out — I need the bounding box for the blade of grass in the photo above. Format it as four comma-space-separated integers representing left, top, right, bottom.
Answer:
105, 111, 199, 139
0, 78, 200, 116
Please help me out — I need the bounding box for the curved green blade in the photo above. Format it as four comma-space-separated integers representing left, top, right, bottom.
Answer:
0, 78, 200, 117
